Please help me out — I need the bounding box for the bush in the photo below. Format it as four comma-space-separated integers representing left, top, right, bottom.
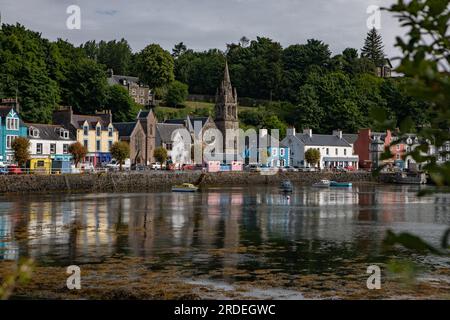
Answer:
165, 81, 189, 108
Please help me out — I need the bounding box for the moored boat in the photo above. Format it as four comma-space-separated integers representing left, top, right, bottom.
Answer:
280, 180, 293, 193
171, 183, 199, 192
312, 180, 331, 188
330, 181, 352, 188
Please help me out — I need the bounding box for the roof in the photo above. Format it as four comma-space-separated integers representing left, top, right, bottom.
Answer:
137, 109, 154, 119
108, 75, 140, 86
295, 133, 351, 147
156, 123, 188, 143
71, 114, 111, 129
343, 134, 358, 144
0, 106, 15, 118
26, 123, 75, 140
113, 122, 137, 138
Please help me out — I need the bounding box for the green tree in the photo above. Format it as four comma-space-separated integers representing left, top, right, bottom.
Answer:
105, 85, 140, 122
97, 39, 132, 75
11, 137, 30, 167
68, 142, 87, 168
62, 58, 108, 114
172, 42, 187, 59
110, 141, 130, 171
361, 27, 385, 66
304, 148, 321, 168
135, 44, 174, 89
165, 81, 189, 108
153, 146, 168, 165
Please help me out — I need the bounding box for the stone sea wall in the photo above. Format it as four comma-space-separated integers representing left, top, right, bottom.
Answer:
0, 171, 386, 194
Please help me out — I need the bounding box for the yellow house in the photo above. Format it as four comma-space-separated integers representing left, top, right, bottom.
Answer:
53, 107, 119, 167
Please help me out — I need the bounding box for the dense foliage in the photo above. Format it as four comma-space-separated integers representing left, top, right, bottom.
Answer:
0, 21, 433, 134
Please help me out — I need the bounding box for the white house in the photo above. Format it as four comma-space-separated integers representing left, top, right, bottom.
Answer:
26, 123, 76, 161
155, 123, 192, 167
281, 128, 359, 169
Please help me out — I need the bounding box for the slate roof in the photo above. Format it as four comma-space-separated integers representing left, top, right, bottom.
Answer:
108, 75, 140, 86
156, 123, 188, 143
26, 123, 75, 140
71, 114, 111, 129
0, 106, 25, 126
295, 133, 351, 147
343, 134, 358, 144
113, 122, 137, 138
137, 109, 154, 119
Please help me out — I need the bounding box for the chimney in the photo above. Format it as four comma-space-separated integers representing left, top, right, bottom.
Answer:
333, 129, 343, 139
287, 127, 296, 137
53, 106, 73, 127
303, 128, 312, 138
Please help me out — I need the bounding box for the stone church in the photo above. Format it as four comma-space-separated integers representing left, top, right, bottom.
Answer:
214, 62, 239, 154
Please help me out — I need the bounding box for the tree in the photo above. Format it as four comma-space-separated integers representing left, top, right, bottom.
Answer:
68, 142, 87, 168
165, 81, 189, 108
172, 42, 187, 59
153, 147, 168, 165
11, 137, 30, 167
304, 148, 321, 168
97, 39, 132, 75
105, 85, 140, 122
110, 141, 130, 171
135, 44, 174, 89
361, 28, 385, 66
61, 58, 108, 114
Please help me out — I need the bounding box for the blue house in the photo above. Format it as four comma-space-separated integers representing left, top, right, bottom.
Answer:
0, 105, 27, 164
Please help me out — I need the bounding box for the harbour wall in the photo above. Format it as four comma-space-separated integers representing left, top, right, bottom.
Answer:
0, 171, 388, 194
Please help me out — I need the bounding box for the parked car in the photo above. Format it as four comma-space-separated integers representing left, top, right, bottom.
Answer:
150, 162, 162, 170
7, 164, 22, 175
245, 164, 261, 172
131, 164, 147, 171
80, 162, 95, 173
335, 166, 348, 172
182, 164, 195, 171
298, 167, 317, 172
106, 159, 131, 171
0, 163, 8, 175
285, 166, 299, 172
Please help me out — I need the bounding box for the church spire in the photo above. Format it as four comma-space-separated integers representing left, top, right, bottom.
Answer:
224, 60, 231, 86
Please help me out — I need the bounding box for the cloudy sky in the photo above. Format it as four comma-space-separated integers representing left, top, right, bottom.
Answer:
1, 0, 405, 58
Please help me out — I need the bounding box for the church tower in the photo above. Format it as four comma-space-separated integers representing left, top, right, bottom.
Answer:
214, 61, 239, 153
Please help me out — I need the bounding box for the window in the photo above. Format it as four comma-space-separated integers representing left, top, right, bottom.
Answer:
84, 140, 88, 149
96, 140, 101, 151
272, 148, 277, 156
96, 126, 101, 137
6, 135, 18, 149
36, 143, 43, 154
108, 141, 113, 150
335, 148, 338, 155
108, 127, 113, 137
280, 148, 285, 157
150, 125, 153, 135
166, 143, 173, 151
326, 148, 329, 155
63, 144, 69, 154
83, 126, 89, 136
344, 149, 347, 156
397, 144, 400, 151
396, 154, 401, 160
60, 130, 69, 139
50, 144, 56, 154
6, 117, 19, 130
446, 144, 450, 152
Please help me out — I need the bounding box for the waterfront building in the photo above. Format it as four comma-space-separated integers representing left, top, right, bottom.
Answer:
155, 123, 191, 167
214, 62, 239, 156
52, 107, 119, 166
0, 102, 27, 164
137, 109, 157, 165
282, 128, 358, 169
113, 121, 146, 165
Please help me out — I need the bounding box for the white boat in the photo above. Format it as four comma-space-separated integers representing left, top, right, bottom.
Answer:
171, 183, 199, 192
312, 179, 331, 188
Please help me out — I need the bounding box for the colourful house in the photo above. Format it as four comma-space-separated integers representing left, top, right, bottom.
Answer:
0, 105, 27, 164
53, 107, 119, 167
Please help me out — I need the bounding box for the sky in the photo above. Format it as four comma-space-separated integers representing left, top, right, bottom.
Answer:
0, 0, 405, 58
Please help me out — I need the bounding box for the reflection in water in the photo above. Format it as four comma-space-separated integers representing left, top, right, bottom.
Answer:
0, 185, 448, 277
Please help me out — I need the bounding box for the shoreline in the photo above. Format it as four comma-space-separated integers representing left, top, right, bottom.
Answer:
0, 171, 387, 194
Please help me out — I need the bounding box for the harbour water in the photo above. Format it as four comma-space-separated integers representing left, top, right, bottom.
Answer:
0, 185, 449, 299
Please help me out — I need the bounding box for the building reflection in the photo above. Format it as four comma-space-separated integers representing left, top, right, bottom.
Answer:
0, 186, 447, 277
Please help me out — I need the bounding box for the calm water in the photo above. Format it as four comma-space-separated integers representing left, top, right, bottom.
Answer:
0, 185, 449, 275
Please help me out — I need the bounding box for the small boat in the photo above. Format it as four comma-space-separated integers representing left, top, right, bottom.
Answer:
393, 172, 427, 185
171, 183, 199, 192
280, 180, 293, 193
312, 180, 331, 188
330, 181, 352, 188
